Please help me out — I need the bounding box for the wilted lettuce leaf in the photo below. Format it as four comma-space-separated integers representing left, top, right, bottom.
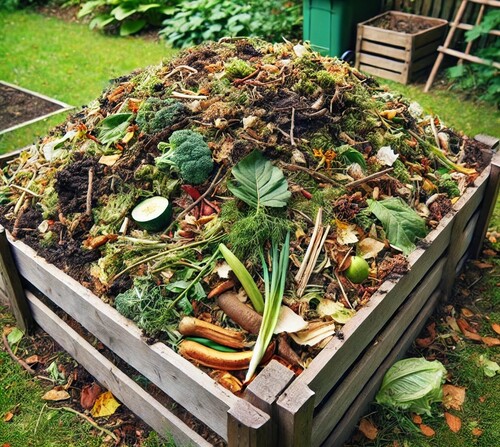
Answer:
376, 357, 447, 415
367, 198, 428, 255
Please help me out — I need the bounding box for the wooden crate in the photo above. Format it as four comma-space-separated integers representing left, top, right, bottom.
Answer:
1, 143, 499, 446
355, 11, 448, 84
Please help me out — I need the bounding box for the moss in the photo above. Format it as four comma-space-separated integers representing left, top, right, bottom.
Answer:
393, 159, 411, 184
38, 186, 59, 219
315, 70, 337, 90
224, 58, 254, 80
292, 78, 316, 96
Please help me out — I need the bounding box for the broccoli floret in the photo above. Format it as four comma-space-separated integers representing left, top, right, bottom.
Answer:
156, 130, 214, 185
136, 98, 185, 134
438, 174, 460, 198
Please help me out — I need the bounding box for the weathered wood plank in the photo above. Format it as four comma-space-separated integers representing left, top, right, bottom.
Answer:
27, 291, 211, 447
413, 21, 447, 47
311, 256, 446, 447
359, 24, 410, 47
360, 40, 407, 60
245, 360, 295, 446
0, 225, 34, 332
359, 53, 406, 72
276, 383, 315, 447
227, 400, 272, 447
421, 0, 433, 16
7, 235, 238, 440
323, 290, 442, 447
413, 39, 443, 59
469, 152, 500, 259
284, 165, 490, 407
411, 53, 439, 73
358, 64, 406, 82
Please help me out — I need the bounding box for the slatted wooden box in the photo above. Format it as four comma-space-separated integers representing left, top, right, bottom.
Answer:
1, 141, 499, 447
355, 11, 448, 84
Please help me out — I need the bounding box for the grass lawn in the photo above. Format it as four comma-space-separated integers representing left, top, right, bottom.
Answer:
0, 8, 499, 447
0, 9, 176, 153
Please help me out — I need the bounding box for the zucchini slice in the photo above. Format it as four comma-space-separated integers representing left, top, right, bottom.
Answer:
131, 196, 172, 232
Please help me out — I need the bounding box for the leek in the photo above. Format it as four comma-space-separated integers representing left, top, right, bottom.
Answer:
245, 232, 291, 382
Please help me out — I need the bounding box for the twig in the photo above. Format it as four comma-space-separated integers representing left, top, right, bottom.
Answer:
165, 65, 198, 79
295, 208, 323, 283
345, 167, 394, 188
170, 91, 208, 100
167, 166, 225, 229
290, 107, 296, 146
291, 208, 314, 225
86, 168, 94, 216
34, 403, 47, 435
280, 162, 339, 186
334, 271, 353, 310
2, 332, 36, 375
10, 184, 42, 198
430, 117, 441, 149
48, 406, 119, 441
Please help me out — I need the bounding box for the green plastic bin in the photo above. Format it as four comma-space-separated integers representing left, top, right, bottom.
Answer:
303, 0, 381, 57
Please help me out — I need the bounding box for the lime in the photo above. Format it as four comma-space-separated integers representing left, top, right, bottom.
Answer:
345, 256, 370, 284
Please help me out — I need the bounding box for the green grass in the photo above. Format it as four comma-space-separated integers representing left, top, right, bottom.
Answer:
0, 9, 176, 153
0, 308, 104, 446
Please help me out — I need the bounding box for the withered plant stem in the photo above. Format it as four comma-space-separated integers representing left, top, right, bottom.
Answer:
86, 167, 94, 216
290, 107, 296, 146
345, 167, 394, 188
2, 332, 36, 375
280, 162, 339, 186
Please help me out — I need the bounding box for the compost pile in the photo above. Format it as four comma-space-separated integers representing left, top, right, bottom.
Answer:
0, 39, 490, 390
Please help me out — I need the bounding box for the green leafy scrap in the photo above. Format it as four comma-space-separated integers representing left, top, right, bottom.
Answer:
367, 198, 427, 255
97, 113, 133, 145
227, 151, 291, 211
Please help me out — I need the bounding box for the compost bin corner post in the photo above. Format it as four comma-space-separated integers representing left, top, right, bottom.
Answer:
0, 225, 34, 333
244, 360, 296, 446
227, 399, 273, 447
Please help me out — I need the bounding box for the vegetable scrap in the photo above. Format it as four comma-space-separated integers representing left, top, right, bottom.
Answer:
0, 39, 490, 390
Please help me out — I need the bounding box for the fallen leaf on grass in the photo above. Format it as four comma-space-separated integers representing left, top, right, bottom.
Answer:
456, 319, 482, 341
443, 384, 466, 410
444, 412, 461, 433
2, 443, 12, 447
461, 308, 474, 318
7, 327, 23, 345
471, 261, 493, 269
419, 424, 435, 437
81, 383, 102, 410
359, 418, 378, 440
416, 322, 437, 348
25, 355, 40, 365
411, 414, 422, 424
482, 249, 497, 257
472, 427, 483, 437
446, 316, 461, 332
492, 323, 500, 335
477, 355, 500, 377
42, 388, 70, 401
481, 336, 500, 347
4, 412, 14, 422
91, 391, 120, 418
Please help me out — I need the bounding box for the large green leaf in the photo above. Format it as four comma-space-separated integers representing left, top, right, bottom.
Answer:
97, 113, 132, 145
367, 198, 427, 255
227, 151, 291, 210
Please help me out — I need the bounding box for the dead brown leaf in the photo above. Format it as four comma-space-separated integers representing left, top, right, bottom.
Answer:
472, 427, 483, 437
446, 316, 461, 332
482, 249, 497, 257
2, 443, 12, 447
443, 384, 466, 410
25, 355, 40, 365
419, 424, 435, 437
411, 414, 422, 424
471, 261, 493, 269
492, 323, 500, 335
461, 308, 474, 318
81, 383, 102, 410
42, 388, 70, 401
3, 412, 14, 422
457, 319, 482, 341
479, 396, 486, 403
359, 418, 378, 440
481, 336, 500, 347
416, 322, 437, 348
444, 412, 462, 433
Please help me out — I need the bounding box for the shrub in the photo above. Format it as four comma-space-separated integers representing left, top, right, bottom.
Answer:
77, 0, 177, 36
160, 0, 302, 48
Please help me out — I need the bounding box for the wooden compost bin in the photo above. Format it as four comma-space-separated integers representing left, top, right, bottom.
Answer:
1, 141, 499, 447
355, 11, 448, 84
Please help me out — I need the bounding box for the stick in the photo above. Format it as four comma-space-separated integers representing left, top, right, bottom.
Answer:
345, 167, 394, 188
334, 271, 353, 310
2, 332, 36, 375
290, 107, 296, 146
280, 162, 339, 186
10, 184, 43, 197
86, 168, 94, 216
430, 117, 441, 149
295, 208, 322, 283
49, 406, 119, 441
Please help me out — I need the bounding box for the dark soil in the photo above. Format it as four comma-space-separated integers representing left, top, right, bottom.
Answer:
368, 14, 435, 34
0, 83, 64, 131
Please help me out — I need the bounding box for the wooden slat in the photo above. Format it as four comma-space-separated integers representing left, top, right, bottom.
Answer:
359, 63, 407, 83
6, 236, 243, 440
311, 256, 446, 447
359, 53, 406, 72
0, 226, 34, 332
227, 400, 272, 447
438, 45, 500, 69
358, 25, 410, 47
432, 0, 443, 17
413, 39, 443, 59
360, 40, 407, 60
455, 22, 500, 36
27, 292, 211, 447
323, 289, 442, 447
411, 53, 439, 73
283, 164, 490, 408
421, 0, 434, 16
414, 22, 447, 47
